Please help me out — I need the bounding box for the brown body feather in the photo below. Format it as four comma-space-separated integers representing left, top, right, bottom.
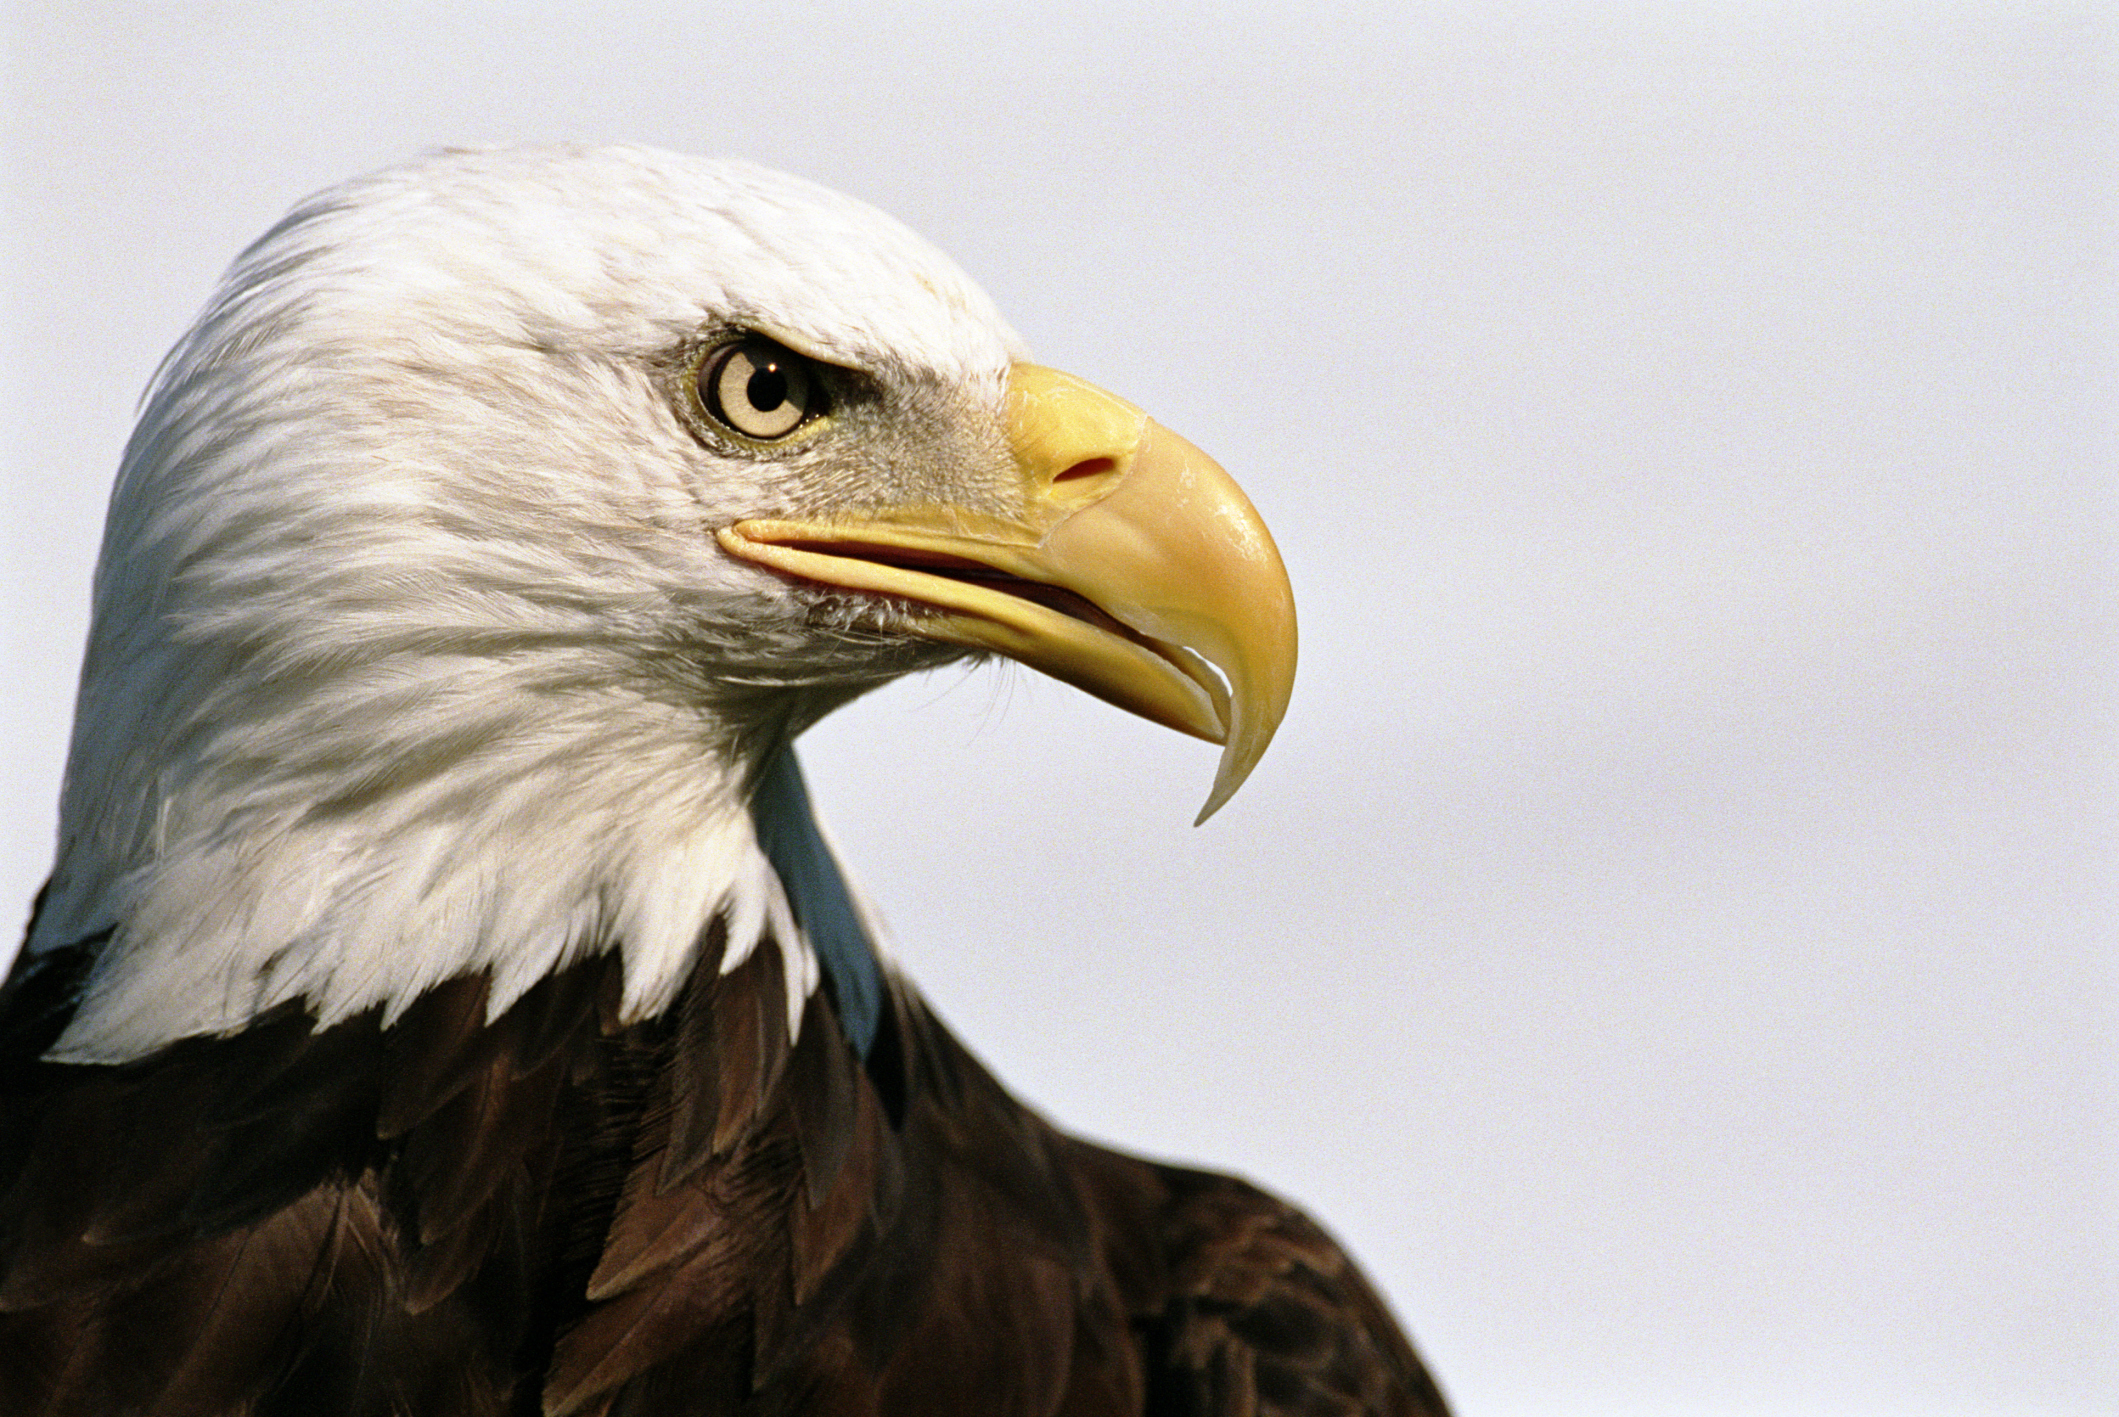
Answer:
0, 920, 1448, 1416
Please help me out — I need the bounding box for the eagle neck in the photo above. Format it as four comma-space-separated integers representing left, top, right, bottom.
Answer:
29, 686, 842, 1064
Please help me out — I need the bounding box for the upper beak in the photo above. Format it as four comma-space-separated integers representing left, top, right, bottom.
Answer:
717, 363, 1297, 822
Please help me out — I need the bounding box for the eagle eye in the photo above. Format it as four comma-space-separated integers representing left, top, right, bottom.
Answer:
695, 337, 824, 441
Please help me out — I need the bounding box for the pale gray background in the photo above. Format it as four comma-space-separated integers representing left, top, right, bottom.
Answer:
2, 3, 2112, 1413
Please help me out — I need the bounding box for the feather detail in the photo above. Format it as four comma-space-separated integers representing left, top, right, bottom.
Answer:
656, 917, 727, 1193
707, 939, 789, 1158
376, 974, 492, 1139
788, 1062, 891, 1308
788, 991, 860, 1210
1142, 1168, 1452, 1417
141, 1192, 345, 1413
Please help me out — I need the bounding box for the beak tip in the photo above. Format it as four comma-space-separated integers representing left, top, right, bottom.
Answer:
1191, 764, 1247, 826
1190, 713, 1278, 827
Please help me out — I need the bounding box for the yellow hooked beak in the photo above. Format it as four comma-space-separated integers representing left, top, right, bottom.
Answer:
717, 364, 1297, 822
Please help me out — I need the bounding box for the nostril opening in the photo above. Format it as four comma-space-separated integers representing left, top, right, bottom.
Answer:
1054, 456, 1117, 485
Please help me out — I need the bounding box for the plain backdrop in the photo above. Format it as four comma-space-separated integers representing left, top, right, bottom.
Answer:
2, 4, 2112, 1413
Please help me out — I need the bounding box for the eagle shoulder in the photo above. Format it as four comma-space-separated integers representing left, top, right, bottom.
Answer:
0, 923, 1446, 1416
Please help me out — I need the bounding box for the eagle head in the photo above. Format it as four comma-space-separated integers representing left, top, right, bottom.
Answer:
29, 146, 1295, 1062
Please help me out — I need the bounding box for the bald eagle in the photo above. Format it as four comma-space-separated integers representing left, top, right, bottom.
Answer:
0, 147, 1446, 1416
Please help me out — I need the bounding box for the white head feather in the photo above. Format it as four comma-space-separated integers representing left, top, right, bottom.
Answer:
33, 145, 1025, 1062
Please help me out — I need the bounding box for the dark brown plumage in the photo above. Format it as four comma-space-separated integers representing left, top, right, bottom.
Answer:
0, 909, 1447, 1416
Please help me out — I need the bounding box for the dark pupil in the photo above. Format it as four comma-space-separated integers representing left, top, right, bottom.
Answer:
746, 362, 789, 412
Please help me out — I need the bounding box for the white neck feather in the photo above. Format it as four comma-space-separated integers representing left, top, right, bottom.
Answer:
34, 670, 820, 1063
